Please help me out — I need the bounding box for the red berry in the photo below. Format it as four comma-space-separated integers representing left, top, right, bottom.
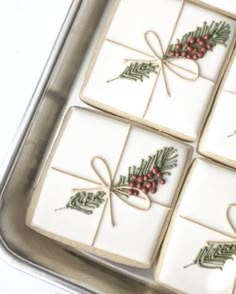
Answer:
187, 46, 192, 52
129, 181, 136, 187
131, 175, 137, 180
206, 44, 212, 50
192, 54, 198, 60
137, 176, 144, 183
159, 178, 166, 185
147, 171, 153, 179
200, 47, 207, 53
197, 52, 204, 58
203, 34, 210, 40
186, 54, 191, 59
146, 182, 152, 189
133, 190, 139, 196
143, 175, 148, 181
196, 37, 201, 43
189, 37, 196, 44
175, 44, 181, 50
198, 40, 205, 46
181, 51, 187, 58
152, 180, 158, 189
151, 188, 157, 194
137, 183, 142, 189
175, 52, 180, 57
156, 171, 161, 178
152, 166, 160, 174
169, 51, 175, 57
184, 42, 189, 49
128, 189, 134, 195
142, 187, 148, 194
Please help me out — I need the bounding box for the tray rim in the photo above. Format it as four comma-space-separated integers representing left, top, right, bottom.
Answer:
0, 1, 92, 293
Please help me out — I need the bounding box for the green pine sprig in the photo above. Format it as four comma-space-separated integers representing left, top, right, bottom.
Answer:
107, 21, 231, 84
57, 147, 178, 215
63, 191, 106, 215
166, 21, 231, 59
117, 147, 178, 186
184, 242, 236, 270
107, 62, 159, 83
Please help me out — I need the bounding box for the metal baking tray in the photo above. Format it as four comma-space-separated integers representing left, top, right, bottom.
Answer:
0, 0, 235, 293
0, 0, 162, 293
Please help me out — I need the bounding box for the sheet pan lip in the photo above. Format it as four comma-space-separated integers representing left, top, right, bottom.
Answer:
0, 0, 82, 194
0, 233, 91, 294
0, 0, 91, 293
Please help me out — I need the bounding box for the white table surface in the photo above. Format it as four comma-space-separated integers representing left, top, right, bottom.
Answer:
0, 1, 76, 293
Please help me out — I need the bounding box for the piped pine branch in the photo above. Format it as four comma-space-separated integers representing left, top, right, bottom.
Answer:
184, 242, 236, 270
107, 62, 159, 83
117, 147, 178, 196
106, 21, 230, 84
56, 147, 178, 215
58, 191, 106, 215
166, 21, 231, 60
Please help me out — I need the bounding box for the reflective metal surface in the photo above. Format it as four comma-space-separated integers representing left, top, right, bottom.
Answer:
3, 0, 231, 292
0, 0, 160, 293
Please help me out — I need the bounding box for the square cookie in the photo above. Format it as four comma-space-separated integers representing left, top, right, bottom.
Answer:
81, 0, 236, 141
26, 107, 192, 268
199, 52, 236, 168
155, 159, 236, 294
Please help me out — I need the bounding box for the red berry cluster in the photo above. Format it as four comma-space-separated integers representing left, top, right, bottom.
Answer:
168, 34, 212, 60
128, 166, 166, 196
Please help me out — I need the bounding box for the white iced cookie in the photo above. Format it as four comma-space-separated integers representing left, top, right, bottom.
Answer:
199, 54, 236, 168
26, 107, 192, 268
155, 159, 236, 294
81, 0, 236, 141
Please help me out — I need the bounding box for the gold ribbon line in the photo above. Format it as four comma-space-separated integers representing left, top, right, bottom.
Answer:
180, 205, 236, 293
123, 30, 200, 97
179, 203, 236, 241
71, 156, 152, 227
179, 204, 236, 243
224, 89, 236, 95
105, 32, 215, 121
104, 0, 216, 120
209, 203, 236, 244
53, 156, 171, 246
226, 204, 236, 236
